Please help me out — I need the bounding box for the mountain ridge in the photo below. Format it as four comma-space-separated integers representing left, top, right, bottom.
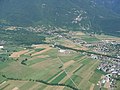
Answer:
0, 0, 120, 36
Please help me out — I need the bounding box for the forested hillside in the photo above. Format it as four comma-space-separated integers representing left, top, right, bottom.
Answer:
0, 0, 120, 36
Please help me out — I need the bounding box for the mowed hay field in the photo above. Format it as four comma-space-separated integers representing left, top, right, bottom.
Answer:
0, 44, 105, 90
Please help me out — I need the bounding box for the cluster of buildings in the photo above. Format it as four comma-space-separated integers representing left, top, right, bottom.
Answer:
93, 40, 120, 57
98, 74, 117, 89
72, 38, 87, 45
96, 55, 120, 89
89, 41, 120, 89
98, 60, 120, 77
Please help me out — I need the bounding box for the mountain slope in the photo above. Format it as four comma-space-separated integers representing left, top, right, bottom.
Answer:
0, 0, 120, 36
94, 0, 120, 14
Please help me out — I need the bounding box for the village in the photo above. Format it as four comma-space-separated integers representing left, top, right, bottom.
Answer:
91, 54, 120, 89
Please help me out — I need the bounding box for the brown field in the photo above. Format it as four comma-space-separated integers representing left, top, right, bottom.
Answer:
0, 80, 46, 90
12, 87, 19, 90
31, 47, 52, 56
24, 50, 35, 55
90, 84, 95, 90
62, 60, 75, 69
29, 55, 49, 61
28, 83, 41, 90
10, 50, 29, 58
56, 86, 65, 90
0, 80, 28, 90
63, 40, 76, 48
44, 85, 65, 90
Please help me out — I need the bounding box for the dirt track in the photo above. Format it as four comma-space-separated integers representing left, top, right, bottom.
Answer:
29, 55, 49, 61
10, 50, 29, 58
31, 47, 51, 56
90, 84, 95, 90
31, 44, 52, 56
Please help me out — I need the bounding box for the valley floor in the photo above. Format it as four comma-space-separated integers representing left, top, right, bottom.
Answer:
0, 31, 120, 90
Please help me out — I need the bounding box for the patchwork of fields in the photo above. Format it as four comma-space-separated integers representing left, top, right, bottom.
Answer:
0, 44, 119, 90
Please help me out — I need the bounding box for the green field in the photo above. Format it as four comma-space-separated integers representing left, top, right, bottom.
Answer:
65, 75, 82, 87
51, 72, 67, 84
81, 35, 100, 43
0, 44, 109, 90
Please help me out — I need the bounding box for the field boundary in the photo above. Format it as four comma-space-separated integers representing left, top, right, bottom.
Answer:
2, 75, 79, 90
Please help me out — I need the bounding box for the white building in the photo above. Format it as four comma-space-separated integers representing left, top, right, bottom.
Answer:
91, 54, 98, 59
59, 49, 66, 53
0, 46, 4, 49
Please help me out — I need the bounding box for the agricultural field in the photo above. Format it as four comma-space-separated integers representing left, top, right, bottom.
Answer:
0, 43, 108, 90
81, 35, 100, 43
1, 29, 120, 90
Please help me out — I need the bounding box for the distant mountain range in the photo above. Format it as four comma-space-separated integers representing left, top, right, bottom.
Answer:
94, 0, 120, 14
0, 0, 120, 36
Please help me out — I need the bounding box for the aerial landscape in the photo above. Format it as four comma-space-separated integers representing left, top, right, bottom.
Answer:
0, 0, 120, 90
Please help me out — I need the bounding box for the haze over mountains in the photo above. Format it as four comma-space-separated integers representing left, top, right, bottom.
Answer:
94, 0, 120, 14
0, 0, 120, 36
